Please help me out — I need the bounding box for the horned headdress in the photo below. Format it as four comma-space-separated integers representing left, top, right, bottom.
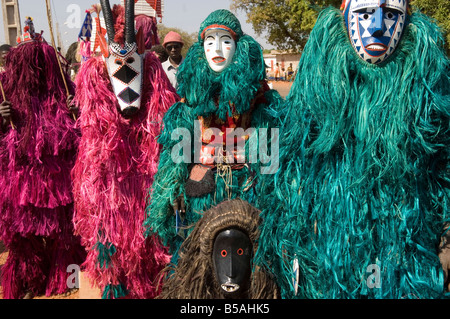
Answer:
98, 0, 145, 117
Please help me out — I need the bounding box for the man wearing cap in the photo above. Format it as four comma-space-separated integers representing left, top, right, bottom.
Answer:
162, 31, 184, 89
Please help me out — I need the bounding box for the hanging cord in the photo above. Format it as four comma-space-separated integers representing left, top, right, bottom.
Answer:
215, 148, 233, 200
0, 79, 16, 130
45, 0, 76, 120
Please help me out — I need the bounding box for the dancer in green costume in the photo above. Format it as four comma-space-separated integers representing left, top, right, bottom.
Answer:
255, 1, 450, 299
144, 9, 283, 261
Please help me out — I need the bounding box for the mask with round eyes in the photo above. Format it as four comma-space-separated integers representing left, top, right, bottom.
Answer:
99, 0, 145, 118
343, 0, 408, 64
203, 29, 236, 73
212, 228, 252, 298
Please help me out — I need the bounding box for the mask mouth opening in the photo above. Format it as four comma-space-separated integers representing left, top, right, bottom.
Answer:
365, 43, 387, 51
212, 56, 226, 63
221, 282, 240, 293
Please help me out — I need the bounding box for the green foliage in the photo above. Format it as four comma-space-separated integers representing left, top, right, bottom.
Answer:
231, 0, 341, 51
410, 0, 450, 54
232, 0, 450, 53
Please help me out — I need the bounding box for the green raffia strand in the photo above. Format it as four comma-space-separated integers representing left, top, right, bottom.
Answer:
254, 7, 449, 299
102, 283, 128, 299
95, 241, 116, 269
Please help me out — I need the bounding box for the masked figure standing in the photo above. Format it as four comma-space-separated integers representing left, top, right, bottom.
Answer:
144, 9, 283, 262
71, 1, 178, 299
0, 18, 85, 299
255, 0, 450, 299
159, 199, 279, 299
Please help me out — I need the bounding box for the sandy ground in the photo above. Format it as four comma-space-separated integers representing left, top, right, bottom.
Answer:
270, 80, 293, 98
0, 80, 293, 300
0, 241, 6, 299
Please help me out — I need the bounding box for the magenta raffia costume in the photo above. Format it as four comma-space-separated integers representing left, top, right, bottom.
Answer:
71, 1, 179, 299
0, 18, 85, 299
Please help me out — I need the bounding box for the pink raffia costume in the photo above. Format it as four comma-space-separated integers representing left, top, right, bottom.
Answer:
71, 1, 178, 299
0, 17, 85, 299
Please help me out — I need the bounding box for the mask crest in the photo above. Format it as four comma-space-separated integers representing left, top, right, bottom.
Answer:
99, 0, 145, 117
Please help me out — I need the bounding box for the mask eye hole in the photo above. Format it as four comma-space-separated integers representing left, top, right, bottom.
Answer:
115, 59, 123, 66
221, 250, 227, 257
237, 248, 244, 256
385, 11, 395, 19
126, 57, 135, 64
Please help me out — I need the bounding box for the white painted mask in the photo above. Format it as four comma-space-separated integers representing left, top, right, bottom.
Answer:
99, 0, 145, 117
104, 42, 143, 117
203, 29, 236, 73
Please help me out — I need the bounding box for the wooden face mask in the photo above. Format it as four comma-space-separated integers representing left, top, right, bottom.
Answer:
212, 228, 252, 298
99, 0, 145, 117
342, 0, 408, 64
203, 28, 236, 73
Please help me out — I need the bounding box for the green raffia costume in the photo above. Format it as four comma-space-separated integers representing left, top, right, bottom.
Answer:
144, 10, 283, 260
254, 7, 450, 299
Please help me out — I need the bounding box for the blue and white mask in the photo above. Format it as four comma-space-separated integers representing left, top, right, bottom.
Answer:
343, 0, 408, 64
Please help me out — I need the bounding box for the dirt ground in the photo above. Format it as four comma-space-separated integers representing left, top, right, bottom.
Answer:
270, 80, 293, 98
0, 81, 292, 300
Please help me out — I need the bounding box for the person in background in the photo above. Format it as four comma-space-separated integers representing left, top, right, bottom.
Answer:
162, 31, 184, 90
149, 44, 168, 63
286, 63, 294, 81
274, 62, 280, 81
0, 44, 12, 71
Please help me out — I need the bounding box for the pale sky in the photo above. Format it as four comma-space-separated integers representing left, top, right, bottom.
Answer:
0, 0, 272, 51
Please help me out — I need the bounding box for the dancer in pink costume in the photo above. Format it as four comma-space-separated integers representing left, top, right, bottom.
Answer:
71, 1, 178, 299
0, 17, 85, 299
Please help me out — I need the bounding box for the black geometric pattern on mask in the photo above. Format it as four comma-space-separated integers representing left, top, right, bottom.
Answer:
118, 87, 140, 104
112, 64, 138, 84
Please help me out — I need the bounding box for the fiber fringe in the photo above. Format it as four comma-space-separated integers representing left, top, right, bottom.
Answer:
255, 8, 450, 299
0, 41, 84, 299
144, 90, 284, 258
72, 52, 178, 298
158, 199, 279, 298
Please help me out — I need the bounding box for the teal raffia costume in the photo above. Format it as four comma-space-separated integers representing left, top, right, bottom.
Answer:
255, 2, 450, 299
144, 10, 283, 261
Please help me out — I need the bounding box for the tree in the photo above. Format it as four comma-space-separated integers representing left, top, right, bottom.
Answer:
410, 0, 450, 54
231, 0, 341, 52
232, 0, 449, 54
157, 25, 197, 57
